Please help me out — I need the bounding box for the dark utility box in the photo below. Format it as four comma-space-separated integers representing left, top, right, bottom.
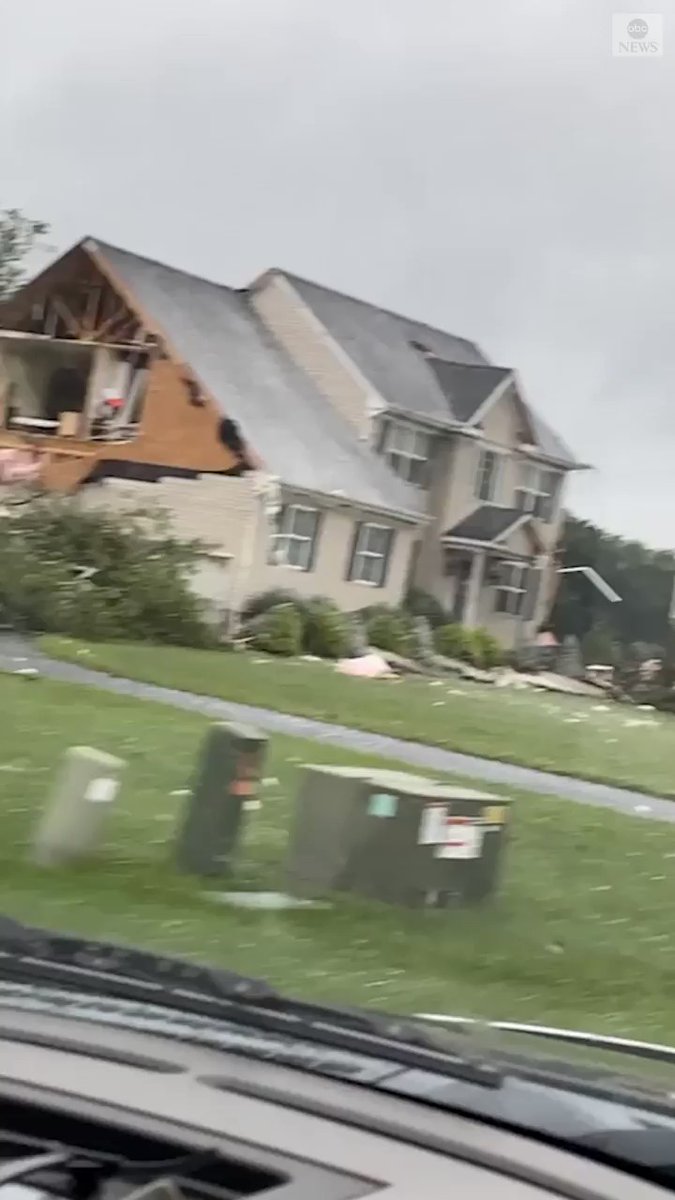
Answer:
175, 722, 267, 876
284, 766, 512, 909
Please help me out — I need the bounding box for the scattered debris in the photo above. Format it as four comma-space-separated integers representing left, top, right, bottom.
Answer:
370, 647, 430, 676
335, 653, 393, 679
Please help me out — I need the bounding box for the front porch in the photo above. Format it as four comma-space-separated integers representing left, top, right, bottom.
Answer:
441, 540, 544, 648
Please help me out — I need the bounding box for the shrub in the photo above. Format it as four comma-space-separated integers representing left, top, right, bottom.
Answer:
469, 628, 504, 669
434, 622, 474, 661
434, 623, 505, 669
0, 496, 216, 647
303, 597, 351, 659
403, 587, 447, 629
252, 604, 303, 656
365, 606, 414, 656
242, 589, 306, 623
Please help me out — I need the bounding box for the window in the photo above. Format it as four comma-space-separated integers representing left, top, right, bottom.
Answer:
476, 448, 499, 502
515, 463, 561, 521
495, 562, 528, 615
348, 522, 394, 586
380, 419, 432, 487
537, 469, 561, 522
270, 504, 320, 571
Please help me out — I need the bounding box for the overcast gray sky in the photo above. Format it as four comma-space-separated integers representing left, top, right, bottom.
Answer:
3, 0, 673, 548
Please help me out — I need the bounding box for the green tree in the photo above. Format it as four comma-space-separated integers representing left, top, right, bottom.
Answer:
0, 207, 49, 300
553, 516, 675, 655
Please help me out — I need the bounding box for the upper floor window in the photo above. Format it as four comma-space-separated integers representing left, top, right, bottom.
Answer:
476, 448, 499, 503
515, 463, 561, 522
379, 419, 431, 487
347, 522, 395, 586
271, 504, 320, 571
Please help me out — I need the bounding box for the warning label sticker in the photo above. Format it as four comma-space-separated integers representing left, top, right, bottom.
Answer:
434, 817, 484, 860
418, 805, 487, 859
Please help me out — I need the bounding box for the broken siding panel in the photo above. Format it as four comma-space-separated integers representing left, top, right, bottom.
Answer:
251, 275, 372, 437
5, 357, 240, 490
1, 255, 241, 487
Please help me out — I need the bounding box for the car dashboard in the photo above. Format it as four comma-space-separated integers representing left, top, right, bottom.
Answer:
0, 1005, 669, 1200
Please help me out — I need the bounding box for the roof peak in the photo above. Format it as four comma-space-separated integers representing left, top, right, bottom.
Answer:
87, 237, 238, 295
271, 268, 483, 354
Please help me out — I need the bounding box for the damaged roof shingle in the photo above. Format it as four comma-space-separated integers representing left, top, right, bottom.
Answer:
90, 240, 425, 520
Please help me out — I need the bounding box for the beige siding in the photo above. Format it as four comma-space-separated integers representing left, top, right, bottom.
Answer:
251, 274, 377, 437
78, 474, 260, 621
414, 437, 456, 605
245, 496, 418, 611
79, 476, 416, 618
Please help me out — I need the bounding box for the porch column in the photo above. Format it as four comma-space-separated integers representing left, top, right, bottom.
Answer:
463, 550, 486, 628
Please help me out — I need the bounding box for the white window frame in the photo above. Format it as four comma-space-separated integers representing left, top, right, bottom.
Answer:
271, 504, 320, 571
349, 522, 394, 587
495, 561, 527, 616
475, 447, 501, 503
515, 463, 561, 521
381, 419, 432, 487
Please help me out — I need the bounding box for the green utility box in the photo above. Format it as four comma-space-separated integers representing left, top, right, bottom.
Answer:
175, 722, 267, 876
284, 767, 512, 909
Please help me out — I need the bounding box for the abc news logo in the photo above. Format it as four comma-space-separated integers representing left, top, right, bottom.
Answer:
612, 13, 664, 55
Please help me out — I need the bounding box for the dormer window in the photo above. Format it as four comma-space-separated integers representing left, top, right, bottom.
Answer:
378, 417, 432, 487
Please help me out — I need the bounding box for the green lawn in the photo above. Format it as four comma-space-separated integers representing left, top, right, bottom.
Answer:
40, 636, 675, 797
4, 669, 675, 1043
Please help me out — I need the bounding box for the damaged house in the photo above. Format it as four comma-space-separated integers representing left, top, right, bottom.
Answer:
0, 238, 585, 646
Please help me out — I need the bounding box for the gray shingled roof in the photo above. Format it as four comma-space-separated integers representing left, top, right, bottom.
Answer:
443, 506, 527, 542
89, 240, 425, 520
282, 273, 486, 423
425, 359, 512, 423
282, 273, 577, 466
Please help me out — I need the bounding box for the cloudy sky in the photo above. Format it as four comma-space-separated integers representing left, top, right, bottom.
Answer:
3, 0, 673, 548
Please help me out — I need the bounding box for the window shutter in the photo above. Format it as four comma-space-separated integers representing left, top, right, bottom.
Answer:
306, 510, 322, 572
522, 567, 540, 620
346, 522, 362, 581
376, 418, 389, 454
378, 529, 396, 588
267, 504, 286, 565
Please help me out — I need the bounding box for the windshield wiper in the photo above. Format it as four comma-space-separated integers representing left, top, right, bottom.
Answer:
0, 916, 501, 1087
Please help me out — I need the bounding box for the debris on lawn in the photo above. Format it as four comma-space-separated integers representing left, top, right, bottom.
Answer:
336, 653, 394, 678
